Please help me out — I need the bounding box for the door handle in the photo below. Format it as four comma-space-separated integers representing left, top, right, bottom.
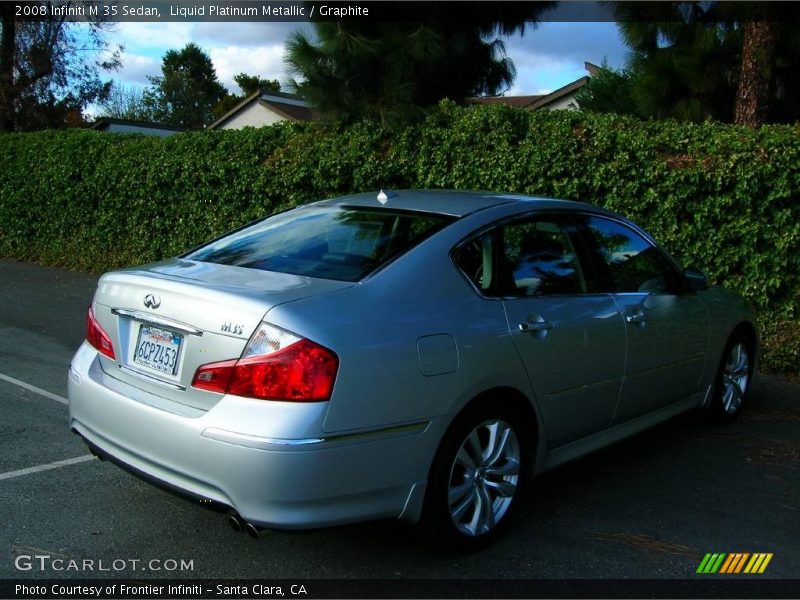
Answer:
625, 308, 647, 325
519, 320, 554, 333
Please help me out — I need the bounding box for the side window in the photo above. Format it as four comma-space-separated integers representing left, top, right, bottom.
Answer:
453, 232, 495, 293
501, 218, 587, 296
585, 216, 681, 294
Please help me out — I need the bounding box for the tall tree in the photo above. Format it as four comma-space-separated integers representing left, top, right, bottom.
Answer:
145, 43, 226, 129
0, 1, 119, 131
574, 60, 638, 116
233, 73, 280, 96
607, 2, 800, 125
734, 21, 776, 127
614, 2, 741, 122
285, 2, 555, 125
99, 83, 154, 121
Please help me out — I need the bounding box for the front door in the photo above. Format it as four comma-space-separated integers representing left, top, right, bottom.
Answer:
498, 216, 627, 448
580, 215, 709, 422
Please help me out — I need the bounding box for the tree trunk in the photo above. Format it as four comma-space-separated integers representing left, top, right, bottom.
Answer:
734, 21, 776, 128
0, 3, 16, 131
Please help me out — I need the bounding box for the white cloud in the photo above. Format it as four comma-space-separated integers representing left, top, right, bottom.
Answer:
114, 52, 159, 87
208, 45, 288, 93
105, 22, 307, 93
193, 22, 311, 47
112, 22, 194, 53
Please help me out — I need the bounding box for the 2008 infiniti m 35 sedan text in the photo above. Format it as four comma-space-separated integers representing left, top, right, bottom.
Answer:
68, 190, 757, 549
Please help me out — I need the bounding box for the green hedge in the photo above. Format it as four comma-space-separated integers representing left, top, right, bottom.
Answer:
1, 103, 798, 372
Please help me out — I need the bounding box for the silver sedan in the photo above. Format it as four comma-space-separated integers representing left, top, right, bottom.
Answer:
68, 190, 758, 549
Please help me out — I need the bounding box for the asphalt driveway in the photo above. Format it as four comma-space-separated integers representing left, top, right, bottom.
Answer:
1, 259, 798, 594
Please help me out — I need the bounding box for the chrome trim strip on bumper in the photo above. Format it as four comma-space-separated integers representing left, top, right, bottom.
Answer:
201, 421, 430, 451
118, 364, 187, 391
111, 308, 204, 336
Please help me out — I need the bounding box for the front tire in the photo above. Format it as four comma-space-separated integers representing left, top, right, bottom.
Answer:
421, 403, 530, 551
707, 335, 753, 422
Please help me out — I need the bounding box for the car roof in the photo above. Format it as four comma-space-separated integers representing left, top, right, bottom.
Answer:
312, 190, 594, 218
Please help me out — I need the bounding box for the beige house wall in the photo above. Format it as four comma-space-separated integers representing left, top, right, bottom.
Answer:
218, 103, 286, 129
541, 92, 580, 111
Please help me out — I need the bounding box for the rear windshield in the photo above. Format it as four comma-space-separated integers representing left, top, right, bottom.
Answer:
185, 206, 455, 282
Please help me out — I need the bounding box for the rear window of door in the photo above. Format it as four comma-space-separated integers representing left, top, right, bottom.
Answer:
582, 216, 683, 294
500, 217, 590, 296
453, 215, 605, 297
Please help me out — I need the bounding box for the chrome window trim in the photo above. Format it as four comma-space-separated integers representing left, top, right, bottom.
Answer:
501, 292, 613, 301
450, 208, 611, 300
577, 213, 689, 293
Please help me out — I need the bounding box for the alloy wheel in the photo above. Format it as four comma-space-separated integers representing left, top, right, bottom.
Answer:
447, 419, 521, 537
722, 342, 750, 414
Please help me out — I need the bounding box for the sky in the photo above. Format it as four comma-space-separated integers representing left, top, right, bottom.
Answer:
98, 20, 629, 98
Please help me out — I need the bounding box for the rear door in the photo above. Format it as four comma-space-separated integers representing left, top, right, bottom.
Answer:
496, 215, 626, 448
579, 215, 709, 422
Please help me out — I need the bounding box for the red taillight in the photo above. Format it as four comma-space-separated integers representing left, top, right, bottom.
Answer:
86, 306, 115, 359
191, 359, 237, 394
192, 339, 338, 402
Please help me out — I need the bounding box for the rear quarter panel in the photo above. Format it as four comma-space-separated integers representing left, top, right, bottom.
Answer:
262, 209, 537, 436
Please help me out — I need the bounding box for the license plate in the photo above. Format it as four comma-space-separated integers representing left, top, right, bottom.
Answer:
133, 325, 182, 376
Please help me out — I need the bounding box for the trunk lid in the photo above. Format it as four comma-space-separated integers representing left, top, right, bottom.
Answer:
91, 259, 352, 411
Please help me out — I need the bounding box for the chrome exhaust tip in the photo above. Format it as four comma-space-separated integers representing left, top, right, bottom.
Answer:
244, 522, 260, 539
228, 514, 243, 533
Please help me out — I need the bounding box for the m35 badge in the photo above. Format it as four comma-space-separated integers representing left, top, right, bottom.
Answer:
220, 322, 244, 335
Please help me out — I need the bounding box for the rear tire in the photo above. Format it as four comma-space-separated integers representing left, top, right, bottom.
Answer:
706, 334, 754, 423
421, 402, 531, 551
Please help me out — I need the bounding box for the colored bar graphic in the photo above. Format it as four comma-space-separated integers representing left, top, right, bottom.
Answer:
733, 553, 750, 573
719, 553, 750, 574
697, 553, 713, 574
744, 554, 759, 573
703, 552, 773, 574
758, 554, 773, 573
744, 553, 774, 574
711, 553, 726, 573
697, 553, 727, 574
719, 554, 736, 574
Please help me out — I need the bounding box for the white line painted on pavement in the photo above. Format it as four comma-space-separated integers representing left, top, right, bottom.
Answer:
0, 373, 68, 405
0, 455, 95, 481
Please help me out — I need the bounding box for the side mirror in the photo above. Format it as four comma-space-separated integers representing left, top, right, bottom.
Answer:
684, 268, 709, 291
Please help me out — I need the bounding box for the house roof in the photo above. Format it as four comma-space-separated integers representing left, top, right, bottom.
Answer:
584, 61, 602, 77
466, 77, 590, 111
467, 95, 544, 108
258, 96, 317, 122
526, 76, 590, 110
91, 118, 184, 132
466, 61, 601, 111
208, 90, 317, 129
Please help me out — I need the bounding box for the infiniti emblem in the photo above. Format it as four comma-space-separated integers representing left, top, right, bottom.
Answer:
143, 294, 161, 309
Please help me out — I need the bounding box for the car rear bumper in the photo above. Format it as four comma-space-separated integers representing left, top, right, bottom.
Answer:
68, 343, 433, 529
